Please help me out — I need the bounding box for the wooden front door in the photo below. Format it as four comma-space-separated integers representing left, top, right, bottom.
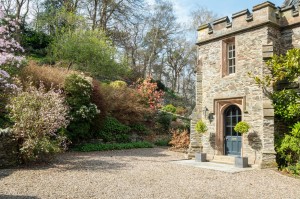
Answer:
224, 105, 242, 156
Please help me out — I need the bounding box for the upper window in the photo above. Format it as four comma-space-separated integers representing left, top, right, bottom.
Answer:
222, 38, 236, 77
227, 42, 235, 74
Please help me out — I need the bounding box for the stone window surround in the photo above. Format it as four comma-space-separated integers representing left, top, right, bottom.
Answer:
222, 37, 236, 77
213, 96, 246, 155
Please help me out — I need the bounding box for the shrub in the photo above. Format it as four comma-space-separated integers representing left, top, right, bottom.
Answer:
195, 120, 208, 134
49, 29, 129, 79
97, 116, 131, 142
64, 74, 100, 142
283, 163, 300, 176
20, 61, 77, 89
162, 104, 176, 113
135, 77, 164, 110
169, 129, 190, 149
234, 121, 250, 134
75, 142, 153, 152
101, 83, 153, 124
110, 80, 127, 89
277, 122, 300, 166
130, 124, 149, 135
155, 139, 171, 146
7, 82, 69, 163
175, 106, 188, 116
156, 112, 172, 132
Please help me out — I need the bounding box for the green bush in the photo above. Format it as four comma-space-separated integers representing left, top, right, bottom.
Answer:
195, 120, 207, 134
277, 122, 300, 166
284, 163, 300, 176
234, 121, 250, 134
130, 124, 149, 135
162, 104, 176, 113
64, 74, 100, 142
97, 116, 131, 142
154, 139, 171, 146
7, 82, 69, 163
74, 142, 153, 152
110, 80, 127, 89
156, 112, 172, 132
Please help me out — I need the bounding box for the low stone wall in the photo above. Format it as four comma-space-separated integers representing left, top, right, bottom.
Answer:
0, 129, 18, 168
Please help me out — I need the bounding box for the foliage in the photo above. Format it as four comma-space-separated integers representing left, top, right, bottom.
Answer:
20, 61, 77, 89
20, 27, 52, 57
283, 163, 300, 176
97, 116, 131, 143
7, 82, 69, 163
74, 142, 153, 152
135, 77, 165, 110
175, 106, 188, 116
272, 89, 300, 123
100, 82, 153, 124
156, 112, 172, 132
154, 139, 171, 146
49, 29, 128, 79
277, 122, 300, 166
64, 74, 100, 141
169, 129, 190, 149
162, 104, 176, 113
195, 120, 208, 134
110, 80, 127, 89
234, 121, 250, 134
130, 124, 149, 135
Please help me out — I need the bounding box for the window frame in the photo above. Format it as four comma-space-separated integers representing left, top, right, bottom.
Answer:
222, 37, 236, 77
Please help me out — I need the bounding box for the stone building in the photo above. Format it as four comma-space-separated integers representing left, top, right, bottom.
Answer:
188, 0, 300, 168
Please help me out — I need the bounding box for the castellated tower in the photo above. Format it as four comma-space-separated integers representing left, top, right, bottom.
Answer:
188, 1, 300, 168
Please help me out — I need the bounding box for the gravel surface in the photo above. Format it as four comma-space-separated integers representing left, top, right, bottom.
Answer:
0, 148, 300, 199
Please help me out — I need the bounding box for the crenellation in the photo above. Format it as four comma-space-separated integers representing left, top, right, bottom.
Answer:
196, 1, 300, 44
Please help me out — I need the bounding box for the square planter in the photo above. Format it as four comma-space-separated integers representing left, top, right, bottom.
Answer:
195, 153, 206, 162
235, 157, 248, 168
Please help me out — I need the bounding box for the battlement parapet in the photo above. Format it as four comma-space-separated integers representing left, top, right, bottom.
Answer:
197, 1, 300, 44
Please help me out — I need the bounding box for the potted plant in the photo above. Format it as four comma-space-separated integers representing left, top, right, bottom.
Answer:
195, 120, 208, 162
234, 121, 250, 168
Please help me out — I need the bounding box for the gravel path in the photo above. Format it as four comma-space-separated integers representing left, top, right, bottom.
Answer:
0, 148, 299, 199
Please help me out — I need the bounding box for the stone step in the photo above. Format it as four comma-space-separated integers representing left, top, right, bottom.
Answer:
210, 155, 235, 165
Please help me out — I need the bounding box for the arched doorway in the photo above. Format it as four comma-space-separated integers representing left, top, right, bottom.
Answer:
224, 105, 242, 156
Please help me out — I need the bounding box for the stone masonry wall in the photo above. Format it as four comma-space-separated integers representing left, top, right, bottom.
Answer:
189, 26, 278, 167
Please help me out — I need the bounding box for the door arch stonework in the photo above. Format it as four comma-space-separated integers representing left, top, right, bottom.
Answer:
213, 97, 245, 155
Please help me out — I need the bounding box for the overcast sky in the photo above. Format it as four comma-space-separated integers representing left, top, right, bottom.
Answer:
150, 0, 284, 24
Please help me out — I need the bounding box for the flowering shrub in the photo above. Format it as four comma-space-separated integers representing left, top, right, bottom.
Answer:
7, 82, 69, 163
64, 74, 100, 141
0, 7, 24, 89
135, 77, 164, 110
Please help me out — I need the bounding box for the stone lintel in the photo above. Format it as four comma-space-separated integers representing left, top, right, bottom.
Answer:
232, 9, 250, 19
253, 1, 276, 11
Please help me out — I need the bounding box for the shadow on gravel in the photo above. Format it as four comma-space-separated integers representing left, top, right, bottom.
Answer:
1, 148, 172, 174
0, 195, 39, 199
0, 170, 14, 181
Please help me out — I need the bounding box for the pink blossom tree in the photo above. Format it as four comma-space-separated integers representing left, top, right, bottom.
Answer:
0, 6, 24, 89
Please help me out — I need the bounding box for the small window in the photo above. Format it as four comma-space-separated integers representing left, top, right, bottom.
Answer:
227, 43, 235, 74
222, 38, 236, 77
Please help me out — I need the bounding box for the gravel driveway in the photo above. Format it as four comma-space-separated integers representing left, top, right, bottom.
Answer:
0, 148, 299, 199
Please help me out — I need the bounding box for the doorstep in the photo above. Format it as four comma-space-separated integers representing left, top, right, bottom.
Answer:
171, 160, 256, 173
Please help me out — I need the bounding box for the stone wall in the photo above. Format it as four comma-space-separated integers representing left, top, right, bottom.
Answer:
0, 129, 18, 168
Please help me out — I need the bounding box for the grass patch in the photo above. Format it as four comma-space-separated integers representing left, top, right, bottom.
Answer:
74, 142, 153, 152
